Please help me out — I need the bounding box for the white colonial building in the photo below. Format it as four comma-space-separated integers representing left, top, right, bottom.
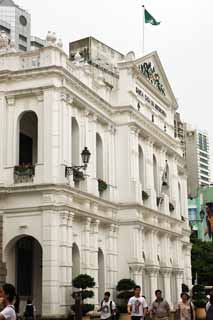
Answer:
0, 34, 191, 318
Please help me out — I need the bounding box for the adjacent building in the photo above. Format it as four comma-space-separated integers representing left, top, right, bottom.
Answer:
0, 0, 45, 51
185, 125, 210, 198
0, 34, 191, 318
188, 186, 213, 241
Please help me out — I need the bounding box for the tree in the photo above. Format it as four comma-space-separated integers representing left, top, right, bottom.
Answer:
71, 274, 95, 315
191, 236, 213, 285
192, 284, 207, 308
116, 279, 136, 313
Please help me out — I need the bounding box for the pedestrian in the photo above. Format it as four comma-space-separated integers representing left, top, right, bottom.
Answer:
98, 292, 116, 320
14, 295, 20, 320
206, 295, 213, 320
23, 299, 36, 320
206, 295, 211, 312
127, 285, 148, 320
176, 293, 195, 320
150, 290, 170, 320
0, 283, 17, 320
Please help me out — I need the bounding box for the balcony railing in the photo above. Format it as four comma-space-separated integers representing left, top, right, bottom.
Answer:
14, 164, 35, 183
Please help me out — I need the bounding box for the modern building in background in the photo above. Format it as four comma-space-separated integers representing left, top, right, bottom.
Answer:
188, 186, 213, 241
0, 33, 191, 317
0, 0, 31, 51
185, 125, 210, 198
0, 0, 45, 51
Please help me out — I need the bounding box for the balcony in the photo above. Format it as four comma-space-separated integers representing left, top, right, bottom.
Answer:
14, 164, 35, 184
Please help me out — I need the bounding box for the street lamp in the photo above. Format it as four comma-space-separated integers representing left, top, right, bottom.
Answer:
65, 147, 91, 177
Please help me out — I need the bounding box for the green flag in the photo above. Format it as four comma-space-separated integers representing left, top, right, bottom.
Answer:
144, 9, 160, 25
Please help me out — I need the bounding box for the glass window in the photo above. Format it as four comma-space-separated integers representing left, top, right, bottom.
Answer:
188, 208, 197, 221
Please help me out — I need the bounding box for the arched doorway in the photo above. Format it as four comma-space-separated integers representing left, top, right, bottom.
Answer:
5, 236, 42, 316
72, 243, 80, 280
98, 248, 105, 302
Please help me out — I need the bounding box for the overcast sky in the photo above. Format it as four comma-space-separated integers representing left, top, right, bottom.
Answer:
17, 0, 213, 139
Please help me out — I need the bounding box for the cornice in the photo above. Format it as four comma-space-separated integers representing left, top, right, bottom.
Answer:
113, 105, 185, 165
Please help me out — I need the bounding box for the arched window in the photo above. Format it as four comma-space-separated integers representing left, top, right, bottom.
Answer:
178, 182, 182, 216
18, 111, 38, 165
72, 243, 80, 280
71, 117, 80, 166
153, 154, 158, 193
138, 145, 144, 188
98, 248, 105, 302
96, 133, 103, 179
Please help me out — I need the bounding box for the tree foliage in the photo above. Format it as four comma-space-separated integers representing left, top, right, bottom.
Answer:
72, 274, 95, 290
191, 236, 213, 285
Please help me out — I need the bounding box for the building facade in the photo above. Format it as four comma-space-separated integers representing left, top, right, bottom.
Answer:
0, 35, 191, 317
0, 0, 46, 52
185, 125, 210, 198
188, 186, 213, 241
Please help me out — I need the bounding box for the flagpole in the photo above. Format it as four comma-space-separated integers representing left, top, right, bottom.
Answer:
142, 4, 145, 55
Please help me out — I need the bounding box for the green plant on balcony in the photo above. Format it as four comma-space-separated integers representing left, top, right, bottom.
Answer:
98, 179, 107, 192
142, 190, 149, 201
14, 163, 35, 177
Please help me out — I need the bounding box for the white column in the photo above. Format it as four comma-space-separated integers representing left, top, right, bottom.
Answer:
174, 269, 184, 304
0, 95, 5, 184
67, 213, 74, 303
59, 211, 69, 313
90, 219, 100, 305
42, 209, 61, 317
147, 268, 159, 303
144, 139, 156, 209
129, 127, 141, 203
161, 269, 172, 306
84, 113, 99, 196
82, 217, 91, 274
170, 156, 179, 218
106, 224, 117, 294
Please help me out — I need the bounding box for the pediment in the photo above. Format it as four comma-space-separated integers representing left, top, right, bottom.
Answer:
134, 51, 177, 107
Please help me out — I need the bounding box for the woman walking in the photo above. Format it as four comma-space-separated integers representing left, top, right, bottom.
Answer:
206, 295, 213, 320
0, 283, 17, 320
176, 293, 195, 320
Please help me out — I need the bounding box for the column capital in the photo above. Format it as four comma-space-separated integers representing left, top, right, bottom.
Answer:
145, 266, 159, 275
160, 267, 172, 276
129, 262, 144, 273
173, 267, 184, 277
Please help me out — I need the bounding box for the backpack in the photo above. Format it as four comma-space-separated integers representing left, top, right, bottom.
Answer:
24, 304, 34, 318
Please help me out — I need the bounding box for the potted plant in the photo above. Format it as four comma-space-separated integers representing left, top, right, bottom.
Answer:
192, 284, 207, 320
142, 190, 149, 201
14, 163, 35, 177
116, 278, 136, 320
71, 274, 95, 320
98, 179, 107, 192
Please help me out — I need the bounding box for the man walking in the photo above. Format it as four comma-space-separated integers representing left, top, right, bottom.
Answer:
150, 290, 170, 320
127, 286, 148, 320
99, 292, 116, 320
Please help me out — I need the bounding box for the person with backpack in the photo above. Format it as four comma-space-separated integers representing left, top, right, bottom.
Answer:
23, 299, 36, 320
98, 292, 116, 320
206, 295, 213, 320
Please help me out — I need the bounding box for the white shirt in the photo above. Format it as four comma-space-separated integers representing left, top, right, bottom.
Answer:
128, 296, 148, 317
0, 305, 16, 320
100, 300, 116, 319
